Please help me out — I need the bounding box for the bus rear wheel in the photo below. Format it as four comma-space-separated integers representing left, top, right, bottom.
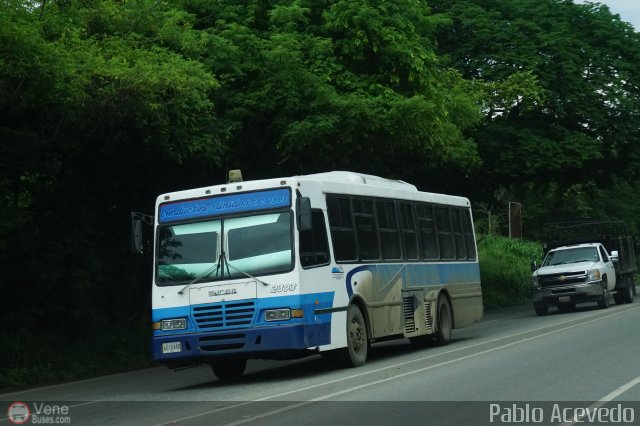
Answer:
211, 358, 247, 381
434, 294, 452, 346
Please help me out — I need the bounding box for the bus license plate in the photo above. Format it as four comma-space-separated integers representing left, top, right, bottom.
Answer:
162, 342, 182, 354
558, 296, 571, 303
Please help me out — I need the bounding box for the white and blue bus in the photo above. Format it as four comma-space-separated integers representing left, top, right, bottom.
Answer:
147, 171, 483, 380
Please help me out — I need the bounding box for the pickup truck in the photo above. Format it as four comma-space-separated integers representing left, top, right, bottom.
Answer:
531, 243, 618, 315
531, 221, 637, 315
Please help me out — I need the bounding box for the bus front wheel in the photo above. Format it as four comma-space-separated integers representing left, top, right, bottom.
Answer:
341, 304, 368, 367
211, 358, 247, 381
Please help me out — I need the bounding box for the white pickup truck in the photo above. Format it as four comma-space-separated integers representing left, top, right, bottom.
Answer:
531, 243, 618, 315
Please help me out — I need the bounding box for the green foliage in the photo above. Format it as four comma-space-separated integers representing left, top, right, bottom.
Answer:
2, 0, 640, 389
0, 0, 221, 388
178, 0, 482, 180
478, 235, 542, 309
430, 0, 640, 230
0, 325, 149, 390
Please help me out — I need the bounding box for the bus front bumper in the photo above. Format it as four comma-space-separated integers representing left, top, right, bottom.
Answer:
152, 322, 329, 366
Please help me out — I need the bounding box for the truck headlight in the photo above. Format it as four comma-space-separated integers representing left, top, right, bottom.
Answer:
587, 269, 601, 282
161, 318, 187, 331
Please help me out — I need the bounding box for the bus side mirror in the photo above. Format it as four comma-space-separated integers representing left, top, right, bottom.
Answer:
296, 197, 312, 232
131, 212, 154, 254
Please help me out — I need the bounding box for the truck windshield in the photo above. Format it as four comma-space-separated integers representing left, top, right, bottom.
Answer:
156, 211, 293, 285
543, 247, 599, 266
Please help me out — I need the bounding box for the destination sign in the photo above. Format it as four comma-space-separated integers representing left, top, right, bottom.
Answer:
159, 188, 291, 223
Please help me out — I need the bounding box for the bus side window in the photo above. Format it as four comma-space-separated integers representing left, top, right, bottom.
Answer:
436, 206, 455, 260
400, 202, 419, 260
377, 200, 402, 261
327, 196, 357, 262
299, 209, 330, 268
417, 204, 439, 260
462, 209, 477, 260
451, 208, 467, 260
354, 198, 380, 261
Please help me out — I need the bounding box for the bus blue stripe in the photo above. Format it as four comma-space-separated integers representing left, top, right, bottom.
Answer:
344, 262, 480, 299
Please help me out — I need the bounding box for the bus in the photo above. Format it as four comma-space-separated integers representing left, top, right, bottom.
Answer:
143, 171, 483, 380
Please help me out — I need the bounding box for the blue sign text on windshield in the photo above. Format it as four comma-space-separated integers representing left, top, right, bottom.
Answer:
159, 188, 291, 223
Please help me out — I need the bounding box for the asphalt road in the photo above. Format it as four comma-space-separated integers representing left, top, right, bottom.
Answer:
3, 294, 640, 426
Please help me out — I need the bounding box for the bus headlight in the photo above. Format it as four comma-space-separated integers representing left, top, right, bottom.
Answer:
265, 309, 291, 321
161, 318, 187, 331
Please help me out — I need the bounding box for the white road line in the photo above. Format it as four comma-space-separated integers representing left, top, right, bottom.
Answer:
598, 375, 640, 402
560, 375, 640, 426
156, 305, 639, 426
253, 305, 638, 401
0, 367, 165, 398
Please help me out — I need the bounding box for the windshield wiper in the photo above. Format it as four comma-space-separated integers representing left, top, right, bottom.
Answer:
222, 258, 271, 286
177, 253, 224, 295
178, 251, 270, 294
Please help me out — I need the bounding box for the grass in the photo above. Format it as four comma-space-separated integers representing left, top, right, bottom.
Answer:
477, 234, 543, 309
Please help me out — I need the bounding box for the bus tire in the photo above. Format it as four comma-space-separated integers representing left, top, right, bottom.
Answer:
434, 294, 452, 346
211, 358, 247, 381
342, 304, 368, 367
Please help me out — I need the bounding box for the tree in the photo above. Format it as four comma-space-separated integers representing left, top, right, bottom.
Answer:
429, 0, 640, 231
0, 0, 220, 341
178, 0, 484, 185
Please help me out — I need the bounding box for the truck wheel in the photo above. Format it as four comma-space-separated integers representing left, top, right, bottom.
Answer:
613, 291, 623, 305
434, 294, 452, 345
623, 277, 634, 304
597, 287, 609, 309
533, 304, 548, 316
211, 358, 247, 381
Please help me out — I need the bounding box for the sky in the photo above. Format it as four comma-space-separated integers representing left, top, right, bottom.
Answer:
573, 0, 640, 30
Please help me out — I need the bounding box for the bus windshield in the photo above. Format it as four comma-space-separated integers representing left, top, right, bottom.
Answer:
157, 211, 293, 285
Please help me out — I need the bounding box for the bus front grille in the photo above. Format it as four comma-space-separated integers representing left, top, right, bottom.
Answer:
192, 301, 256, 331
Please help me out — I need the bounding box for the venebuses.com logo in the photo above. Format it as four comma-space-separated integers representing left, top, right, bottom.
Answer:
7, 402, 30, 424
6, 401, 71, 424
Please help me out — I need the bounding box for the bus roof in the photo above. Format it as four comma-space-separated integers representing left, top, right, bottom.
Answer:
156, 171, 469, 208
301, 171, 417, 191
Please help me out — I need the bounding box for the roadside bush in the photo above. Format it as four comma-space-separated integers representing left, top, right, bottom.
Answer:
0, 324, 150, 390
478, 235, 543, 309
